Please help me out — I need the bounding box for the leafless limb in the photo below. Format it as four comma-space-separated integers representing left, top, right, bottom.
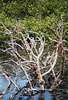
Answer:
1, 19, 67, 91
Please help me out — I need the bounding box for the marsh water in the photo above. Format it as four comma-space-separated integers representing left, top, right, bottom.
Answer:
0, 66, 68, 100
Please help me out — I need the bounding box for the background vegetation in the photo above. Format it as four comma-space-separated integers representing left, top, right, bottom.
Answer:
0, 0, 68, 65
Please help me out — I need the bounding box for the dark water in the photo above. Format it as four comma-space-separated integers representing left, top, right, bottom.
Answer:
0, 73, 68, 100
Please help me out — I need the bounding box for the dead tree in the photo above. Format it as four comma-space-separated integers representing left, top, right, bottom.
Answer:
0, 19, 68, 92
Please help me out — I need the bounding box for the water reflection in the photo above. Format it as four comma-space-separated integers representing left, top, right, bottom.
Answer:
13, 89, 52, 100
0, 73, 68, 100
29, 90, 52, 100
52, 94, 57, 100
0, 73, 10, 94
39, 91, 44, 100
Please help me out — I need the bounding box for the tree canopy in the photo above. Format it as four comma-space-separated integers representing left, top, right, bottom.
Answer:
0, 0, 68, 44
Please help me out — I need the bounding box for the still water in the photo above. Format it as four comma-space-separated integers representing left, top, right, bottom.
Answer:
0, 73, 68, 100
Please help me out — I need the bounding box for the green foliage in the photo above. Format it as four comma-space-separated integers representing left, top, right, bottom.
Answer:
0, 0, 68, 44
